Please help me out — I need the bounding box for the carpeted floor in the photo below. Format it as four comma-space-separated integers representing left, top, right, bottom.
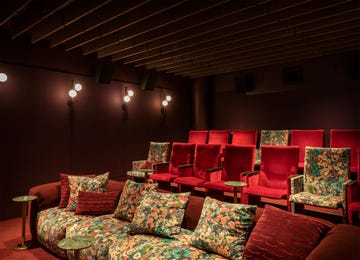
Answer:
0, 217, 60, 259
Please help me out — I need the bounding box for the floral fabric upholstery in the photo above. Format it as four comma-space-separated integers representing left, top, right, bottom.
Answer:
67, 172, 109, 211
290, 147, 350, 209
66, 215, 131, 260
108, 232, 227, 260
132, 142, 170, 171
256, 130, 289, 164
113, 180, 158, 221
36, 207, 94, 258
130, 192, 190, 238
191, 197, 256, 260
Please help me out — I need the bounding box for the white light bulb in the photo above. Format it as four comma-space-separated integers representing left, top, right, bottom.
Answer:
127, 89, 134, 97
0, 73, 8, 82
74, 83, 82, 91
69, 89, 77, 98
123, 95, 131, 103
162, 100, 168, 107
165, 95, 172, 102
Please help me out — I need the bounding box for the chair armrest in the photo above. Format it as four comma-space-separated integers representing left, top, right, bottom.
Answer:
178, 165, 193, 177
346, 180, 359, 205
154, 162, 169, 173
242, 170, 260, 176
178, 164, 193, 168
206, 167, 222, 172
290, 174, 304, 194
206, 168, 222, 182
132, 160, 148, 171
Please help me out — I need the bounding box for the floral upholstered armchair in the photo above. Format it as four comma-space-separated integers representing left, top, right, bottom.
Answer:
289, 147, 350, 222
256, 130, 289, 165
128, 142, 170, 180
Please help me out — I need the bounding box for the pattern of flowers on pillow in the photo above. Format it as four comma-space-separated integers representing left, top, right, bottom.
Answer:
190, 197, 256, 260
67, 172, 109, 211
113, 179, 158, 221
130, 192, 190, 238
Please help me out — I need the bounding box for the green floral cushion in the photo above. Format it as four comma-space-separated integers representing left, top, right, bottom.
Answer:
191, 197, 256, 260
113, 179, 158, 221
67, 172, 109, 211
130, 191, 190, 238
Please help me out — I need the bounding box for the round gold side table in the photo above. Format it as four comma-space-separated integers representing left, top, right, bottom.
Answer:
58, 236, 96, 259
224, 181, 247, 203
12, 195, 38, 250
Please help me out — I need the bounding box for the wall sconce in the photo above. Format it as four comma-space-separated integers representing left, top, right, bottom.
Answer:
121, 87, 134, 119
67, 80, 83, 123
0, 72, 8, 83
161, 94, 172, 114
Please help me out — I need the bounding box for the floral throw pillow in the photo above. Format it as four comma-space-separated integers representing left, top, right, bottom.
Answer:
190, 197, 256, 260
130, 191, 190, 238
113, 179, 158, 221
66, 172, 109, 211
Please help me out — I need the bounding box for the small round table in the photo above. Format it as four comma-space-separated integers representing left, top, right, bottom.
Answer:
58, 236, 96, 259
224, 181, 247, 203
12, 195, 38, 250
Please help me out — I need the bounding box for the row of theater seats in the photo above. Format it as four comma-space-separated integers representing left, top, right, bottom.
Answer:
144, 142, 360, 225
188, 129, 360, 173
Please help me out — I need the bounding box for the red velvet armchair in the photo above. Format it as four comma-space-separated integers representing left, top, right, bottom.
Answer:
188, 130, 208, 144
291, 129, 324, 169
330, 129, 360, 174
174, 144, 222, 192
348, 148, 360, 224
149, 142, 196, 185
204, 144, 256, 199
242, 145, 299, 211
231, 130, 258, 146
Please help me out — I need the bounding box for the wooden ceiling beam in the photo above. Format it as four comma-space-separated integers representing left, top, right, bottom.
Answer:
0, 0, 32, 27
10, 0, 74, 39
127, 2, 360, 66
49, 0, 149, 48
31, 0, 111, 43
66, 0, 190, 52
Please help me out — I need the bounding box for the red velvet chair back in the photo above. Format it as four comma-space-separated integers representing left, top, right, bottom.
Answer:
221, 145, 256, 182
259, 145, 299, 189
231, 130, 258, 146
330, 129, 360, 173
193, 144, 222, 180
208, 130, 231, 149
188, 130, 208, 144
169, 142, 196, 176
291, 130, 324, 168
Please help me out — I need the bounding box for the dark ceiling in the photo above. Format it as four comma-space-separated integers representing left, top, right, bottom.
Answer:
0, 0, 359, 79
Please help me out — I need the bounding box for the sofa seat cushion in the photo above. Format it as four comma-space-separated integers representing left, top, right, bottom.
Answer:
108, 231, 227, 259
289, 192, 342, 209
66, 215, 131, 259
243, 186, 287, 199
203, 181, 234, 192
36, 207, 94, 258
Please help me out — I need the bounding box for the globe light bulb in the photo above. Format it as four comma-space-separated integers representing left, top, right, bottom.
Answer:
74, 83, 82, 91
165, 95, 172, 102
69, 89, 77, 98
0, 73, 8, 82
123, 95, 131, 103
127, 89, 134, 97
162, 100, 168, 107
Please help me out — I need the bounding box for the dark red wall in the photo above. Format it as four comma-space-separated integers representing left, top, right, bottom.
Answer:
0, 33, 192, 220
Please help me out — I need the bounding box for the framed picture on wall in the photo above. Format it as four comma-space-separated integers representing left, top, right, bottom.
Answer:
283, 65, 303, 84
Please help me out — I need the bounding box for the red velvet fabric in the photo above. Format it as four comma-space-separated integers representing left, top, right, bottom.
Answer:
75, 191, 120, 215
203, 145, 256, 192
188, 130, 208, 144
150, 142, 196, 182
207, 130, 231, 152
231, 130, 257, 145
58, 173, 95, 208
291, 129, 324, 169
347, 148, 360, 224
330, 129, 360, 173
243, 186, 287, 198
174, 144, 221, 187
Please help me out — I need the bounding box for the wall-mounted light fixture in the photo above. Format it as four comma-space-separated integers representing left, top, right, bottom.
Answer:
121, 87, 134, 119
161, 94, 172, 115
67, 80, 83, 123
0, 72, 8, 83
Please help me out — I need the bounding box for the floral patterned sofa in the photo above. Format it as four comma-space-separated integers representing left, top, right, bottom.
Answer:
29, 177, 360, 260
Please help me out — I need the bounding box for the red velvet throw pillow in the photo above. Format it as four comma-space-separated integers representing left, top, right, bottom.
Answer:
58, 173, 95, 208
243, 205, 332, 259
75, 191, 120, 215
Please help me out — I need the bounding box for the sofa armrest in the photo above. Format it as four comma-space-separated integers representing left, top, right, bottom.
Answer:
28, 181, 61, 242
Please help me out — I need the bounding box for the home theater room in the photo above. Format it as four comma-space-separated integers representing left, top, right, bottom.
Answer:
0, 0, 360, 259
